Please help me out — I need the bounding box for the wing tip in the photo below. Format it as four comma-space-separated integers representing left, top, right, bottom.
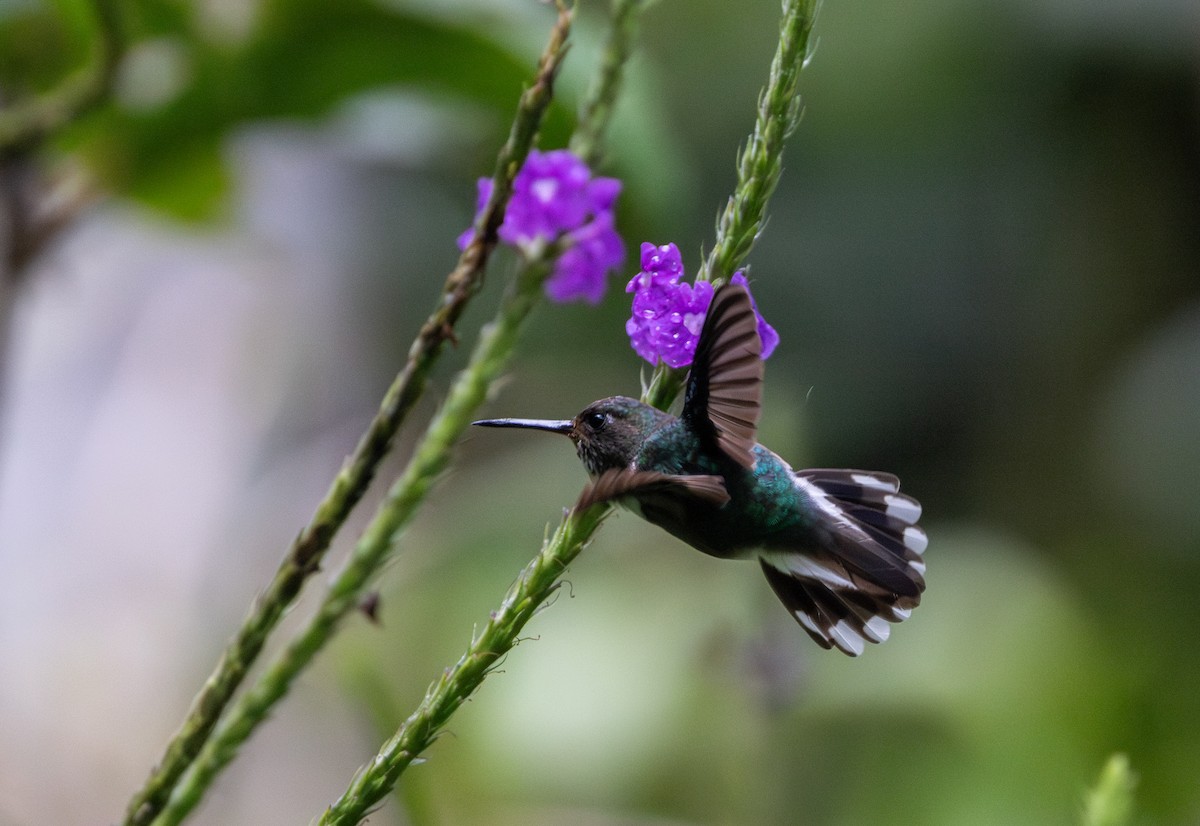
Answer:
574, 468, 731, 513
684, 281, 764, 469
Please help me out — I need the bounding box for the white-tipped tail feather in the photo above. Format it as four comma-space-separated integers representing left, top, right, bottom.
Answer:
758, 469, 927, 656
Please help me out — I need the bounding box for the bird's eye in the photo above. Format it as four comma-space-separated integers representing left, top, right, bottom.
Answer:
584, 411, 607, 431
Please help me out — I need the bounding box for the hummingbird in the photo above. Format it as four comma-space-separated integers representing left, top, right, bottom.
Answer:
473, 281, 926, 655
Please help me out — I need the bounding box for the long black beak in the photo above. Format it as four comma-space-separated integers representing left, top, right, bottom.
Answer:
472, 417, 574, 434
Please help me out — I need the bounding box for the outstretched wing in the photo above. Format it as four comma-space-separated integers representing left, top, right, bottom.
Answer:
759, 469, 927, 656
575, 468, 729, 512
681, 282, 763, 469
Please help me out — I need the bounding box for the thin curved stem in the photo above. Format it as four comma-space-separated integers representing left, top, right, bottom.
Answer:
0, 0, 124, 151
645, 0, 817, 412
569, 0, 648, 167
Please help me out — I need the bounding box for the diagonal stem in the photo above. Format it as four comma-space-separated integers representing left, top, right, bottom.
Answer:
315, 1, 819, 823
569, 0, 648, 166
156, 234, 561, 826
121, 7, 574, 826
645, 0, 817, 412
318, 501, 611, 826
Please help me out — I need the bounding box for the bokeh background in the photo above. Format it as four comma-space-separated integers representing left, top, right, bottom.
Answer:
1, 0, 1198, 823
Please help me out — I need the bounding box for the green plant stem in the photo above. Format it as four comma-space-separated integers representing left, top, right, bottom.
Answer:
645, 0, 816, 412
317, 304, 610, 826
154, 250, 559, 826
701, 0, 814, 284
569, 0, 647, 167
318, 506, 612, 825
122, 7, 573, 826
317, 1, 819, 823
0, 0, 124, 151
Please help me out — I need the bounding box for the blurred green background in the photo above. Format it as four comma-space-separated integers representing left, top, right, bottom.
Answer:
0, 0, 1197, 824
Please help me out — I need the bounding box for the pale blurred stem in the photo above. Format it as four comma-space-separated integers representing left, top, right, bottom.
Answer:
122, 7, 573, 826
1, 0, 123, 389
0, 0, 124, 150
569, 0, 647, 166
317, 0, 818, 822
645, 0, 816, 412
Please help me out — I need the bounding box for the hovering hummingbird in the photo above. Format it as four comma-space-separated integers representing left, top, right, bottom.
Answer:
474, 282, 926, 655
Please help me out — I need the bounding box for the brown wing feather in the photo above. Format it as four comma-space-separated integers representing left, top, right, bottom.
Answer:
575, 469, 729, 512
682, 282, 763, 468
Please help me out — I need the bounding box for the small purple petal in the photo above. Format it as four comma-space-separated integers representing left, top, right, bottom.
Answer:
730, 272, 779, 359
587, 177, 622, 213
640, 242, 684, 280
757, 318, 780, 359
545, 212, 625, 304
457, 179, 495, 250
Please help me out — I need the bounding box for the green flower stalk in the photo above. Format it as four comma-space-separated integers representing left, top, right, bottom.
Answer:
317, 0, 819, 822
317, 401, 613, 826
122, 6, 574, 826
569, 0, 648, 166
644, 0, 816, 411
702, 0, 814, 285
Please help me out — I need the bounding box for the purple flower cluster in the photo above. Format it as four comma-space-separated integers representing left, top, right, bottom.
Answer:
625, 242, 778, 368
625, 243, 714, 368
458, 150, 624, 304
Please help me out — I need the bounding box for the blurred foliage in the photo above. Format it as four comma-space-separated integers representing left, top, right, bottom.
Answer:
3, 0, 1199, 824
4, 0, 575, 217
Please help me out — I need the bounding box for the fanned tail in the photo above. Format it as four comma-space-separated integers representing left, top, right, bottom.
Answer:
759, 469, 927, 656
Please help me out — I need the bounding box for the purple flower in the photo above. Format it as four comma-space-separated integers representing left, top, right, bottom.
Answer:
625, 243, 711, 368
625, 242, 778, 367
459, 149, 624, 304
